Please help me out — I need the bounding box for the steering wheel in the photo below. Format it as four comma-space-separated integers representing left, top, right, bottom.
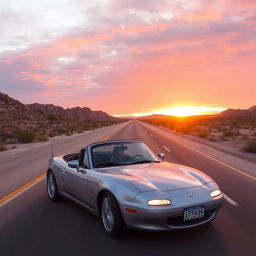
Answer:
131, 154, 145, 160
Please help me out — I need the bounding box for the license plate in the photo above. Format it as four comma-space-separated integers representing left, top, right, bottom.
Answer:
184, 206, 204, 221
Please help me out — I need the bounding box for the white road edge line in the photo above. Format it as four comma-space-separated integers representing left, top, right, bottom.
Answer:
143, 125, 256, 182
223, 193, 239, 207
0, 177, 45, 208
163, 145, 171, 152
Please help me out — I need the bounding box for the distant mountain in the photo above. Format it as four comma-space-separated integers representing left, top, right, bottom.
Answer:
137, 106, 256, 119
27, 103, 117, 122
138, 113, 219, 119
248, 105, 256, 111
219, 106, 256, 118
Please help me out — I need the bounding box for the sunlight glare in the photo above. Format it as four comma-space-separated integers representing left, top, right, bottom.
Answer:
156, 106, 226, 117
114, 106, 227, 117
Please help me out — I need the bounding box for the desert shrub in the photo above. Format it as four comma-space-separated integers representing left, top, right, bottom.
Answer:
48, 131, 58, 137
54, 127, 66, 135
16, 130, 35, 143
176, 125, 194, 134
234, 130, 241, 136
243, 140, 256, 153
0, 135, 5, 143
218, 127, 228, 133
64, 130, 73, 136
53, 127, 73, 136
0, 132, 14, 143
37, 135, 48, 142
0, 133, 7, 143
197, 129, 209, 138
90, 123, 100, 128
222, 131, 233, 137
47, 114, 58, 121
5, 138, 18, 144
37, 129, 47, 135
219, 135, 228, 141
222, 130, 235, 137
241, 134, 248, 140
0, 144, 7, 151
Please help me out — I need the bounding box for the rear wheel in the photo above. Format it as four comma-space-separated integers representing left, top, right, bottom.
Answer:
47, 171, 60, 201
101, 192, 126, 237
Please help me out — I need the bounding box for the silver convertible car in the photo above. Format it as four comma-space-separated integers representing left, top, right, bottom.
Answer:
47, 140, 223, 237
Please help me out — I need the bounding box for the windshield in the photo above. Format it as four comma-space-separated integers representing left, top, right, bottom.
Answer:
91, 142, 159, 168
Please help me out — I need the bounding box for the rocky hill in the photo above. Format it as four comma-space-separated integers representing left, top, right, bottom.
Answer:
248, 105, 256, 111
219, 106, 256, 118
26, 103, 116, 122
0, 92, 120, 147
0, 92, 47, 130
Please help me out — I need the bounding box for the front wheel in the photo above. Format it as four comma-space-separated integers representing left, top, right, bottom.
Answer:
101, 192, 126, 237
47, 171, 60, 201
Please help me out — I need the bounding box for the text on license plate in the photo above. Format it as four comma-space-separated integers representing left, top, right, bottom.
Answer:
183, 206, 205, 221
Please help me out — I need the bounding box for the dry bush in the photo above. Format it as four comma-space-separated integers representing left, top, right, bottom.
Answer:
37, 134, 48, 142
47, 114, 58, 121
241, 134, 248, 140
0, 144, 7, 151
175, 125, 194, 134
243, 140, 256, 153
4, 138, 18, 144
222, 130, 235, 137
196, 129, 209, 138
48, 131, 58, 137
16, 130, 35, 143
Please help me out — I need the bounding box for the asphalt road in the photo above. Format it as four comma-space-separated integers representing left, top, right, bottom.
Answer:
0, 122, 128, 198
0, 120, 255, 256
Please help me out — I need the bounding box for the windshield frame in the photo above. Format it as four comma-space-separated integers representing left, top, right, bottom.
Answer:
90, 141, 160, 168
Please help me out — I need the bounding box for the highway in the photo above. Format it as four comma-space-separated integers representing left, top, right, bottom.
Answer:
0, 120, 255, 256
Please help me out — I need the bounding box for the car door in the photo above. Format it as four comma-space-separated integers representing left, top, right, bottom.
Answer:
62, 149, 89, 204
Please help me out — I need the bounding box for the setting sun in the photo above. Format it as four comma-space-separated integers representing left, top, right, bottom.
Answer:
115, 106, 227, 117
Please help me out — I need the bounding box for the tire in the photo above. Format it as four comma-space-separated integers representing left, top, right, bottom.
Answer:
47, 171, 61, 201
100, 192, 126, 237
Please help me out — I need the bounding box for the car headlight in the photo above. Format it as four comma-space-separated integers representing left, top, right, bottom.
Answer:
211, 189, 222, 198
147, 199, 171, 206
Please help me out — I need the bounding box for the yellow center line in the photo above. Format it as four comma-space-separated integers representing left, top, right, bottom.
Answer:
0, 173, 46, 204
0, 123, 128, 205
99, 136, 111, 142
99, 125, 125, 142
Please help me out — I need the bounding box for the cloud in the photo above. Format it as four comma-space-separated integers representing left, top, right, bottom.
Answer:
0, 0, 256, 113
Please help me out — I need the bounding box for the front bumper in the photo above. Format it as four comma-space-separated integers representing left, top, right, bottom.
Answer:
120, 198, 222, 231
120, 185, 223, 231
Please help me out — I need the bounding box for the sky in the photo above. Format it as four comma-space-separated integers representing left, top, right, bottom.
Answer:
0, 0, 256, 116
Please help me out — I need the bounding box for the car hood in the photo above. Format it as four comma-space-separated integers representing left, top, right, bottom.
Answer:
100, 162, 214, 192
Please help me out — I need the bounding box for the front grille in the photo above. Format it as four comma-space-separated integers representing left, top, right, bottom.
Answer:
167, 210, 216, 227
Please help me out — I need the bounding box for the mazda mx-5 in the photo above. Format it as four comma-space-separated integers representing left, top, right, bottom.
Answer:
47, 140, 223, 237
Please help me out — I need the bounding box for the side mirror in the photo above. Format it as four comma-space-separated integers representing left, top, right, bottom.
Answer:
158, 153, 165, 161
68, 160, 78, 168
